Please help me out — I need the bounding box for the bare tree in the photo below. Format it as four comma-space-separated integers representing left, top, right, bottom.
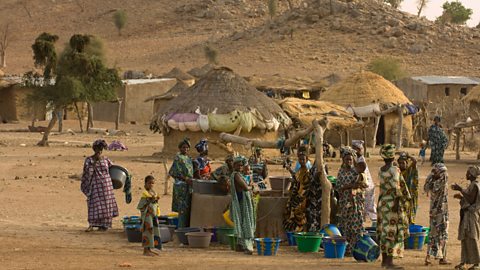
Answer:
0, 23, 10, 68
417, 0, 429, 17
19, 0, 32, 19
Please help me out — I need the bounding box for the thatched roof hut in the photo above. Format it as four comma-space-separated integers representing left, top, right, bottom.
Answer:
246, 74, 326, 100
321, 71, 415, 146
163, 68, 195, 86
151, 67, 292, 157
463, 85, 480, 110
188, 64, 215, 79
145, 80, 189, 115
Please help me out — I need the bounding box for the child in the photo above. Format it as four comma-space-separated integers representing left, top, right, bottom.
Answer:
137, 175, 162, 256
353, 162, 369, 196
419, 141, 427, 166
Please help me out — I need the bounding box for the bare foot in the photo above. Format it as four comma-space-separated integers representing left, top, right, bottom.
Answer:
85, 226, 94, 232
98, 227, 108, 232
150, 249, 159, 255
143, 250, 156, 257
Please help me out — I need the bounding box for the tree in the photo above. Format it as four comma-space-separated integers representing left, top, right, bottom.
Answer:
31, 32, 59, 80
113, 10, 127, 36
268, 0, 277, 20
367, 57, 407, 81
416, 0, 429, 17
437, 1, 472, 25
0, 23, 10, 68
204, 45, 218, 65
384, 0, 403, 9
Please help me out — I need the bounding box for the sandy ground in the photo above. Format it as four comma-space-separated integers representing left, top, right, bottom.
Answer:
0, 120, 479, 270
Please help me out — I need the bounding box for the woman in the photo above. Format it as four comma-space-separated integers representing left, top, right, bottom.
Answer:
397, 152, 419, 224
193, 139, 211, 180
230, 156, 256, 255
211, 154, 234, 193
168, 138, 194, 228
335, 146, 365, 256
377, 144, 410, 269
283, 151, 321, 232
249, 147, 269, 190
427, 116, 448, 165
452, 166, 480, 270
424, 163, 450, 265
81, 139, 119, 232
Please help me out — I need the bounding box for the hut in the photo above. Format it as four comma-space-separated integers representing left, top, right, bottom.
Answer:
145, 80, 189, 116
187, 64, 215, 79
462, 85, 480, 118
162, 67, 196, 86
150, 67, 292, 158
320, 71, 416, 147
246, 74, 326, 100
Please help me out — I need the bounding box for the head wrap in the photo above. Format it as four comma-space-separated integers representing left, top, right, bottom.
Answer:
178, 138, 191, 149
340, 146, 357, 159
92, 139, 108, 150
468, 165, 480, 178
195, 139, 208, 153
434, 115, 441, 122
233, 155, 248, 166
225, 154, 234, 162
397, 152, 409, 162
352, 140, 364, 149
254, 147, 262, 153
380, 144, 396, 159
433, 163, 447, 173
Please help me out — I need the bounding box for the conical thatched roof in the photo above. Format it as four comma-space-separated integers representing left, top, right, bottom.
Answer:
144, 80, 189, 102
321, 71, 411, 107
278, 98, 360, 129
188, 64, 215, 78
163, 67, 195, 81
463, 85, 480, 104
246, 74, 326, 92
151, 67, 291, 132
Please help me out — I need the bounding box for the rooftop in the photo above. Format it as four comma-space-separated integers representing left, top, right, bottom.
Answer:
410, 76, 480, 85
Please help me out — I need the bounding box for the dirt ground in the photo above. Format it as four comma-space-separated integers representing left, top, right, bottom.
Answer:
0, 120, 479, 270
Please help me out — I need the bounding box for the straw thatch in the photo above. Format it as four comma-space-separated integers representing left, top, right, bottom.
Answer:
246, 74, 326, 93
162, 67, 195, 82
321, 71, 411, 107
278, 98, 360, 129
151, 67, 291, 131
463, 85, 480, 104
144, 80, 189, 102
188, 64, 215, 78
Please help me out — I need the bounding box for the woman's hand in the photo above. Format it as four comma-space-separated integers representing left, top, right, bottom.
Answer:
451, 183, 462, 191
454, 193, 463, 200
185, 177, 193, 186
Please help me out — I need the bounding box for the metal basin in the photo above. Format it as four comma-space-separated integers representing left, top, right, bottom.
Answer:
192, 179, 227, 195
109, 165, 129, 189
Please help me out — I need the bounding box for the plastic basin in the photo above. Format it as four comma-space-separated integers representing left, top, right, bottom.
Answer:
294, 232, 323, 252
126, 225, 142, 243
406, 232, 427, 250
286, 231, 297, 246
185, 232, 213, 248
254, 238, 282, 256
158, 225, 171, 243
160, 224, 176, 241
174, 227, 202, 245
227, 234, 238, 250
216, 226, 235, 245
323, 236, 348, 259
204, 227, 218, 242
320, 224, 342, 237
353, 234, 380, 262
409, 224, 424, 233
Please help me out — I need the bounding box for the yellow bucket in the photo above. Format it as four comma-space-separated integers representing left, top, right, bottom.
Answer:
222, 210, 234, 227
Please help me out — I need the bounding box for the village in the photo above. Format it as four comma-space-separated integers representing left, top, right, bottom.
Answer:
2, 0, 480, 269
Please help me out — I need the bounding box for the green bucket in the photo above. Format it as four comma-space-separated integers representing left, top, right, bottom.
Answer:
294, 232, 324, 252
422, 227, 430, 244
327, 176, 337, 185
227, 234, 239, 251
217, 227, 235, 245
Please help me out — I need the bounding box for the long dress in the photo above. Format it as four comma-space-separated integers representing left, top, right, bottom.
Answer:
137, 190, 162, 249
81, 156, 119, 228
424, 171, 449, 259
169, 153, 194, 228
357, 155, 377, 221
335, 165, 365, 255
193, 155, 211, 179
458, 180, 480, 264
428, 124, 448, 165
230, 172, 256, 252
249, 158, 268, 190
377, 165, 410, 258
401, 163, 419, 224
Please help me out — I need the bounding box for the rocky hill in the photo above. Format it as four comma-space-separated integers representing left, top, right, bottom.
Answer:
1, 0, 479, 79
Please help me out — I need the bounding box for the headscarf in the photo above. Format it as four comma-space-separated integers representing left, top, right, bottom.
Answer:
468, 165, 480, 178
352, 140, 364, 149
234, 155, 248, 166
340, 146, 357, 159
178, 137, 191, 149
380, 144, 396, 159
92, 139, 108, 150
434, 115, 441, 122
397, 152, 409, 162
195, 139, 208, 153
225, 154, 234, 162
433, 163, 447, 173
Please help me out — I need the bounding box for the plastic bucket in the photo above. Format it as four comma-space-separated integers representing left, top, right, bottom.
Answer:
323, 236, 348, 259
294, 232, 323, 252
364, 227, 377, 243
353, 234, 380, 262
227, 234, 238, 250
422, 227, 430, 244
126, 225, 142, 243
185, 232, 213, 248
286, 231, 297, 246
254, 238, 282, 256
409, 224, 424, 233
168, 217, 179, 228
174, 227, 202, 245
160, 224, 176, 241
216, 226, 235, 245
204, 227, 218, 242
327, 175, 337, 185
320, 224, 342, 237
406, 232, 426, 250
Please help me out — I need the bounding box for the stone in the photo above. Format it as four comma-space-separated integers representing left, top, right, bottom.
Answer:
306, 14, 320, 24
383, 37, 398, 49
409, 43, 425, 54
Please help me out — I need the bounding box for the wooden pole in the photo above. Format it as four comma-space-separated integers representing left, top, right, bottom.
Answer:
346, 130, 350, 146
372, 116, 381, 148
363, 126, 368, 156
163, 160, 170, 195
313, 120, 332, 226
396, 104, 403, 150
455, 128, 461, 160
115, 98, 123, 131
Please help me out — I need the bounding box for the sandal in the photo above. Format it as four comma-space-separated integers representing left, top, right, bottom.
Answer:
439, 259, 452, 265
424, 256, 432, 266
85, 226, 94, 232
455, 264, 467, 270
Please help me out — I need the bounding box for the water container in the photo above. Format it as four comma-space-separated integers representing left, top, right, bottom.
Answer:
323, 236, 348, 259
353, 234, 380, 262
254, 238, 282, 256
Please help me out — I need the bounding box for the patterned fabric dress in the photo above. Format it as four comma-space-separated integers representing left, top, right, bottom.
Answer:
230, 172, 256, 252
401, 163, 419, 224
169, 153, 194, 228
428, 124, 448, 165
211, 164, 232, 192
424, 171, 449, 259
81, 156, 119, 228
458, 180, 480, 265
249, 158, 268, 190
137, 190, 162, 249
193, 156, 211, 179
357, 155, 377, 221
335, 165, 365, 255
377, 165, 410, 258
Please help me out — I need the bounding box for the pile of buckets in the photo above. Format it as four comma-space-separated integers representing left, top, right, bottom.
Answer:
406, 224, 429, 250
122, 213, 179, 247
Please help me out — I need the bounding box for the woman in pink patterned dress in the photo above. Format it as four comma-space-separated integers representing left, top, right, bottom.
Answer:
81, 139, 119, 232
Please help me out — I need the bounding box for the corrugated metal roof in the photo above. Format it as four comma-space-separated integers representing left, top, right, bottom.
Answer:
411, 76, 480, 85
122, 78, 175, 85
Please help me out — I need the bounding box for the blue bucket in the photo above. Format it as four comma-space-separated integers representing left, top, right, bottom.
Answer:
364, 227, 377, 243
409, 224, 424, 233
353, 234, 380, 262
320, 224, 342, 237
323, 236, 348, 259
168, 217, 179, 228
406, 232, 427, 250
286, 231, 297, 246
254, 238, 282, 256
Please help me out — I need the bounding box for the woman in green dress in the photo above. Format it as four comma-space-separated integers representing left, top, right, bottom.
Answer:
397, 152, 419, 224
168, 138, 194, 228
377, 144, 410, 270
230, 156, 256, 255
427, 116, 448, 165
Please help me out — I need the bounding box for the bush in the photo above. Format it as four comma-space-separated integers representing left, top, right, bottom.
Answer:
204, 45, 218, 64
437, 1, 472, 25
113, 10, 127, 35
367, 57, 407, 81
